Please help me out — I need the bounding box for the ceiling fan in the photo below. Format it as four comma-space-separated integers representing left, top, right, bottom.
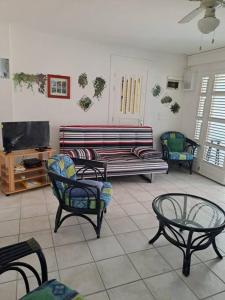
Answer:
178, 0, 225, 34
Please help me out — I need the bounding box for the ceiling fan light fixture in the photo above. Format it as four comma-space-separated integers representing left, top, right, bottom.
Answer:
198, 16, 220, 34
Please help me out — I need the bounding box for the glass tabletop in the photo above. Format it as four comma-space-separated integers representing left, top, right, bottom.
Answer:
153, 194, 225, 231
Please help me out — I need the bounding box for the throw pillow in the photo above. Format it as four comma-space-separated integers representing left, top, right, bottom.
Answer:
131, 146, 162, 159
67, 148, 98, 160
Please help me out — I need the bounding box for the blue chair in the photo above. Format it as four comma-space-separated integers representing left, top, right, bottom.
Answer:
46, 154, 112, 238
160, 131, 199, 174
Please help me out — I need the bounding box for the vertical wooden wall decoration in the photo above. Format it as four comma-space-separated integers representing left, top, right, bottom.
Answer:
120, 76, 142, 115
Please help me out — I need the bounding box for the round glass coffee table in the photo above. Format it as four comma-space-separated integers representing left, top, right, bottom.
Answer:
149, 193, 225, 276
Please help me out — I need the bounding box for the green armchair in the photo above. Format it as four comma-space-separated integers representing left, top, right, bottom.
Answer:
160, 131, 199, 174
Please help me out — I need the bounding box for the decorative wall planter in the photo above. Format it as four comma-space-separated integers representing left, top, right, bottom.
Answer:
93, 77, 106, 100
78, 96, 93, 111
78, 73, 88, 88
170, 102, 180, 113
152, 84, 161, 97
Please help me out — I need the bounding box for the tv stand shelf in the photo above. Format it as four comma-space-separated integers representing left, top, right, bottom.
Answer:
0, 148, 55, 195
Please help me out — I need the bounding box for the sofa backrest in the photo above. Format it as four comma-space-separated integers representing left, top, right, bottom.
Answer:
60, 125, 153, 154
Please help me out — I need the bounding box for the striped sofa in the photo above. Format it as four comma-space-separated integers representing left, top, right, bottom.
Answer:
59, 125, 168, 180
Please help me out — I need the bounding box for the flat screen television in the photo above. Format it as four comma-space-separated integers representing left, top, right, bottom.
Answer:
1, 121, 50, 153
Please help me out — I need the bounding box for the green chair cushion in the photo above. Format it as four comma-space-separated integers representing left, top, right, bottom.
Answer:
20, 279, 84, 300
167, 138, 184, 152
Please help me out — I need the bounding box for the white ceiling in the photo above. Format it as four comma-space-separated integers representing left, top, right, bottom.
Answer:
1, 0, 225, 55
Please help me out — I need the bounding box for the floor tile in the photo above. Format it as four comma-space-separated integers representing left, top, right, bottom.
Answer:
145, 271, 198, 300
86, 291, 109, 300
19, 230, 53, 249
0, 281, 17, 300
20, 215, 50, 233
206, 259, 225, 282
21, 204, 47, 218
0, 220, 20, 237
116, 230, 152, 253
128, 248, 171, 278
132, 191, 154, 203
60, 263, 104, 296
157, 244, 200, 269
49, 213, 78, 229
88, 236, 124, 261
104, 206, 127, 219
0, 235, 19, 248
177, 263, 225, 299
0, 207, 20, 222
131, 214, 158, 229
107, 280, 154, 300
52, 225, 85, 246
142, 227, 170, 247
195, 246, 225, 262
107, 216, 138, 234
97, 255, 140, 289
0, 270, 17, 284
204, 292, 225, 300
55, 242, 93, 269
81, 220, 113, 240
121, 203, 147, 216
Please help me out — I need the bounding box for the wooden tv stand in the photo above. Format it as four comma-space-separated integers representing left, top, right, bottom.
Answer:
0, 148, 55, 195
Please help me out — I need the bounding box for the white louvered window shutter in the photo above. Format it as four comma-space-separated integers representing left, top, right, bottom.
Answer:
203, 74, 225, 167
193, 77, 209, 158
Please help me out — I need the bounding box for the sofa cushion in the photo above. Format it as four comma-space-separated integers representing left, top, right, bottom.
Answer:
131, 146, 162, 159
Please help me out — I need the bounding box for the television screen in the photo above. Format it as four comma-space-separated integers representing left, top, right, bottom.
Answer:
2, 121, 50, 152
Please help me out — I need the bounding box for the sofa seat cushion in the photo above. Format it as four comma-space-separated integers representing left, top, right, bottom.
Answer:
169, 152, 193, 161
64, 180, 112, 209
20, 279, 84, 300
99, 154, 168, 176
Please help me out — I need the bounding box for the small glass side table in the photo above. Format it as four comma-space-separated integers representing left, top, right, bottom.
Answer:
149, 193, 225, 276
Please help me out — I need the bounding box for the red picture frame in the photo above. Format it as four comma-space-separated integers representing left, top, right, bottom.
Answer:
47, 74, 70, 99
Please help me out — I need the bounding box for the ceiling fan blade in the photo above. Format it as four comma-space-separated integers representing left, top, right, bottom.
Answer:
178, 6, 204, 24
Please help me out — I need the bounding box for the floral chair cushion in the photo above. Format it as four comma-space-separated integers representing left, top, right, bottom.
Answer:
169, 152, 193, 161
65, 180, 112, 209
20, 279, 85, 300
47, 155, 77, 192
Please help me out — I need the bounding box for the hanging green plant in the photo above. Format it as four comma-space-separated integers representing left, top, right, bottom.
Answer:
170, 102, 180, 113
152, 84, 161, 97
161, 95, 173, 104
79, 96, 93, 112
13, 72, 47, 94
78, 73, 88, 88
35, 73, 47, 94
93, 77, 106, 100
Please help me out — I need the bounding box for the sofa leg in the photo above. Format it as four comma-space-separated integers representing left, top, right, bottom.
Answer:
141, 174, 152, 183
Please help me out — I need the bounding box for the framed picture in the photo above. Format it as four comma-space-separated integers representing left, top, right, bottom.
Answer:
0, 58, 9, 79
47, 74, 70, 99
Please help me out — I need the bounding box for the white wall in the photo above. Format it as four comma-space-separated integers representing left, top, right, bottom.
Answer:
0, 23, 13, 147
1, 24, 187, 151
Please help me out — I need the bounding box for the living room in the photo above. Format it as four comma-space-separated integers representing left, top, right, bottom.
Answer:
1, 0, 225, 299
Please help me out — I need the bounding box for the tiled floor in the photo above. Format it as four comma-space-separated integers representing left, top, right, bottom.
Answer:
1, 169, 225, 299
